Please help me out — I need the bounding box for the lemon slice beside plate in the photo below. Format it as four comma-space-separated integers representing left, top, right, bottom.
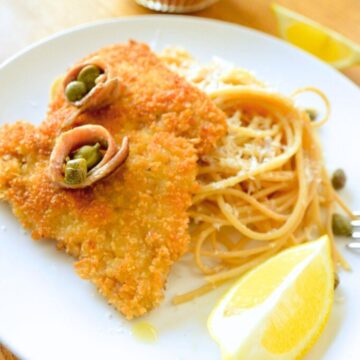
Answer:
272, 3, 360, 69
208, 235, 334, 360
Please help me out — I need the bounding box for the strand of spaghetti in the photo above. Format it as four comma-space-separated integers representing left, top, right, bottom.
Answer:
257, 191, 295, 209
261, 220, 278, 232
291, 87, 330, 128
221, 258, 251, 267
253, 183, 290, 199
248, 189, 296, 208
192, 182, 290, 205
292, 232, 307, 245
188, 212, 229, 226
198, 193, 297, 228
194, 226, 222, 275
231, 238, 259, 251
306, 191, 324, 232
173, 244, 281, 305
220, 250, 262, 266
325, 201, 334, 244
198, 115, 302, 194
303, 122, 339, 220
192, 202, 278, 226
216, 234, 240, 251
205, 243, 283, 283
172, 281, 226, 305
273, 193, 298, 213
193, 192, 254, 215
196, 199, 256, 218
218, 188, 287, 221
300, 145, 321, 227
164, 51, 351, 303
198, 166, 239, 175
231, 145, 305, 240
333, 190, 356, 219
216, 149, 306, 241
189, 223, 212, 242
326, 199, 351, 270
305, 169, 318, 208
268, 189, 297, 206
289, 234, 298, 245
258, 171, 295, 182
200, 242, 276, 259
322, 167, 335, 202
229, 125, 279, 138
259, 182, 293, 191
302, 110, 331, 192
210, 231, 219, 251
325, 201, 341, 265
239, 214, 271, 226
333, 245, 351, 271
321, 164, 352, 270
209, 86, 296, 113
240, 146, 282, 158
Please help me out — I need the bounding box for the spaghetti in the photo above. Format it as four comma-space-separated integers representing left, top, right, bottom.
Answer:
160, 48, 354, 305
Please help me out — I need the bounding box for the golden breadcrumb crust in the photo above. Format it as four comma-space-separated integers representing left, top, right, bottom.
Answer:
0, 41, 226, 318
48, 41, 226, 155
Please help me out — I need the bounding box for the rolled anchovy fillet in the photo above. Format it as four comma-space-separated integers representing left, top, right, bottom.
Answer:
62, 57, 124, 129
49, 124, 129, 189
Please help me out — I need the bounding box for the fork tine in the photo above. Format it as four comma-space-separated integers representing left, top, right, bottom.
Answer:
348, 211, 360, 248
351, 220, 360, 227
347, 242, 360, 250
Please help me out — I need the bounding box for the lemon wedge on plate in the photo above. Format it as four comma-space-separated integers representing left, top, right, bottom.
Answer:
208, 235, 334, 360
272, 3, 360, 69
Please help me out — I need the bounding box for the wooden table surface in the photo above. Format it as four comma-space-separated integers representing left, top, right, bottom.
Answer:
0, 0, 359, 358
1, 0, 359, 86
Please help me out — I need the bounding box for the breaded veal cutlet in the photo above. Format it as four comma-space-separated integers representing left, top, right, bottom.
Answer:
0, 41, 226, 318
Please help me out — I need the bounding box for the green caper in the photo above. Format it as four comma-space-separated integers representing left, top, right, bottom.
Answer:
305, 108, 318, 121
331, 169, 346, 190
77, 65, 102, 91
332, 213, 352, 237
64, 158, 87, 185
334, 272, 340, 290
72, 142, 103, 170
65, 81, 87, 102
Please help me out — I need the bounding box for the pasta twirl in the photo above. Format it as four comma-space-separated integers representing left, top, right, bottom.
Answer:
160, 48, 353, 304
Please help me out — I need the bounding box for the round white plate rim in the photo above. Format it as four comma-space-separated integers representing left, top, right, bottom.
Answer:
1, 15, 359, 92
0, 14, 358, 90
0, 15, 359, 360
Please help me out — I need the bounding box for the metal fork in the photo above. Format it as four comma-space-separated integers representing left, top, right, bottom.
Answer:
346, 211, 360, 249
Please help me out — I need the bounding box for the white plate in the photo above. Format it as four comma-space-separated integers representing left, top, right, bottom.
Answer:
0, 16, 359, 360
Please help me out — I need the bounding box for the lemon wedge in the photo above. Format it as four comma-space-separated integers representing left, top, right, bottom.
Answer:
272, 3, 360, 69
208, 235, 334, 360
